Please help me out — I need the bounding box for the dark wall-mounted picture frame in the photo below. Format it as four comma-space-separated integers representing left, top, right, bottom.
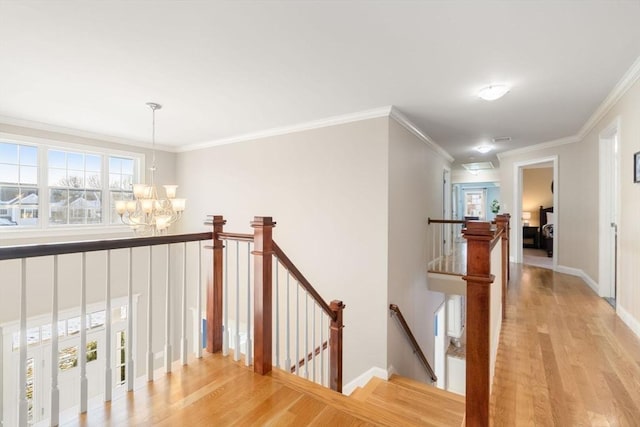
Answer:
635, 151, 640, 183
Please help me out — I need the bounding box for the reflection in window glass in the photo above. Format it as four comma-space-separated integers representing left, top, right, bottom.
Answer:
87, 340, 98, 362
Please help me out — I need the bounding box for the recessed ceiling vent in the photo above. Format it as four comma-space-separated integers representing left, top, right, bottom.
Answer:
462, 161, 494, 172
492, 136, 512, 143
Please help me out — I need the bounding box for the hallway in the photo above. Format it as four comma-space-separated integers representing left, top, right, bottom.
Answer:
491, 264, 640, 426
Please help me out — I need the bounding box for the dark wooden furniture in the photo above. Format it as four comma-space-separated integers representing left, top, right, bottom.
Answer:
522, 226, 539, 248
539, 206, 554, 257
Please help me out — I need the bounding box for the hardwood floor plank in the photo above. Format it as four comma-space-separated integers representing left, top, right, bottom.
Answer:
491, 264, 640, 426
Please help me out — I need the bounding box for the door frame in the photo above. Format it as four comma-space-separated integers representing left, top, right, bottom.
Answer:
598, 117, 621, 299
512, 156, 558, 269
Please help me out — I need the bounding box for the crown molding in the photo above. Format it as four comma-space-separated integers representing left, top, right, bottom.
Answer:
578, 54, 640, 139
0, 115, 177, 152
388, 107, 454, 163
497, 135, 580, 160
178, 106, 394, 152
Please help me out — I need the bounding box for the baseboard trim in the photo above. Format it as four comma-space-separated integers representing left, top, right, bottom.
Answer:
555, 265, 599, 295
342, 366, 389, 396
618, 305, 640, 340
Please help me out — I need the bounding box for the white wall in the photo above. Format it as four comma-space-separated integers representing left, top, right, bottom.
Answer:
387, 119, 447, 381
499, 71, 640, 336
176, 117, 390, 384
580, 76, 640, 333
500, 140, 598, 281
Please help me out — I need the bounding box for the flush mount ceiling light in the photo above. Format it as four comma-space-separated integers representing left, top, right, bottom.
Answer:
478, 84, 510, 101
475, 144, 493, 154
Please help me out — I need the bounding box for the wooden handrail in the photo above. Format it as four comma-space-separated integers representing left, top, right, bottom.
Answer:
389, 304, 437, 382
216, 232, 254, 242
428, 218, 465, 225
290, 340, 328, 373
0, 232, 213, 261
272, 241, 336, 321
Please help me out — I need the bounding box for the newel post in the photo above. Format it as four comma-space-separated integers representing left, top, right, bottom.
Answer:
208, 215, 226, 353
329, 300, 344, 393
251, 216, 276, 375
496, 214, 508, 320
463, 221, 495, 427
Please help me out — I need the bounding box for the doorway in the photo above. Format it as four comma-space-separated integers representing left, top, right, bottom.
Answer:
599, 119, 620, 306
513, 156, 558, 269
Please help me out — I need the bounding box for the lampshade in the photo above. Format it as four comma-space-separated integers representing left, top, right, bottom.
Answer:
522, 212, 531, 220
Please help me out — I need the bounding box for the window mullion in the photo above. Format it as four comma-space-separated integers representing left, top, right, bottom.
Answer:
40, 146, 49, 229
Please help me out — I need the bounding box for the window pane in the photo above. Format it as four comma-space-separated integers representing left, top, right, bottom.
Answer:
121, 158, 134, 175
121, 174, 133, 190
20, 166, 37, 185
59, 345, 78, 371
109, 157, 122, 174
109, 174, 121, 189
86, 172, 101, 189
90, 310, 105, 328
85, 154, 101, 172
49, 150, 66, 168
67, 170, 84, 188
20, 145, 37, 166
0, 142, 18, 163
27, 327, 39, 346
49, 168, 66, 186
87, 340, 98, 362
111, 191, 132, 224
67, 152, 83, 170
41, 324, 52, 341
49, 188, 68, 224
0, 164, 18, 184
67, 317, 80, 335
69, 189, 86, 224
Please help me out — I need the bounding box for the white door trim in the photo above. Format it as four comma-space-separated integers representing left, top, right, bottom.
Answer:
598, 117, 621, 299
512, 156, 558, 269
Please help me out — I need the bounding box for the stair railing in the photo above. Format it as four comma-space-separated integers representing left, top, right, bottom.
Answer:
463, 213, 510, 427
389, 303, 437, 382
427, 218, 466, 274
205, 215, 345, 392
0, 231, 213, 427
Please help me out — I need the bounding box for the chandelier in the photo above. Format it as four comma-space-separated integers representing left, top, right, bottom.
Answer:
115, 102, 186, 235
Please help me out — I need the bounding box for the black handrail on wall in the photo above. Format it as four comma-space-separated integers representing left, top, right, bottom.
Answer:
389, 303, 438, 382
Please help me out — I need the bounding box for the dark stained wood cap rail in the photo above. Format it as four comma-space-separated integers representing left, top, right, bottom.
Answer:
0, 232, 213, 261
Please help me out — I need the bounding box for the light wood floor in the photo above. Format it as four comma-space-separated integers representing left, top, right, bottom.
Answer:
491, 264, 640, 426
62, 351, 463, 427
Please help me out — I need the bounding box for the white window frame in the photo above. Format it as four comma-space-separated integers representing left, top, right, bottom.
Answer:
0, 133, 145, 238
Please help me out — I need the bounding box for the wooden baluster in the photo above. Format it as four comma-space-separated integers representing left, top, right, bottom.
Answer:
234, 241, 240, 362
181, 242, 188, 365
208, 215, 226, 353
251, 216, 275, 375
196, 243, 203, 359
329, 300, 344, 393
285, 272, 291, 371
50, 255, 60, 425
147, 246, 154, 382
80, 253, 88, 413
127, 247, 135, 390
105, 251, 112, 401
274, 256, 280, 369
165, 245, 172, 373
246, 242, 252, 366
462, 221, 495, 427
223, 242, 229, 356
18, 258, 27, 427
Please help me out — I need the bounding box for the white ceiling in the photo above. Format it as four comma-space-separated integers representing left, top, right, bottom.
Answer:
1, 1, 640, 165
